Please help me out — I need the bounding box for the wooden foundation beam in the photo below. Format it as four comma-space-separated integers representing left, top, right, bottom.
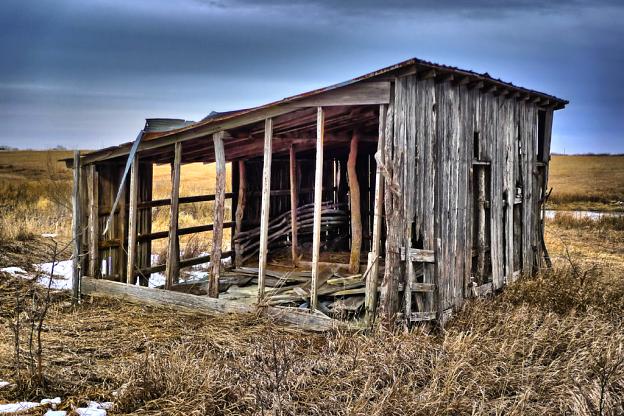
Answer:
365, 104, 387, 325
310, 107, 325, 311
81, 277, 351, 332
126, 154, 139, 285
234, 160, 246, 268
257, 118, 273, 300
209, 132, 226, 298
289, 144, 299, 266
165, 142, 182, 289
347, 131, 362, 273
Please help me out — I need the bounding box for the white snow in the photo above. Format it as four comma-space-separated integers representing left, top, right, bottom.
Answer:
44, 411, 67, 416
0, 380, 9, 389
75, 401, 110, 416
40, 397, 62, 406
35, 260, 73, 290
0, 401, 41, 414
0, 266, 29, 276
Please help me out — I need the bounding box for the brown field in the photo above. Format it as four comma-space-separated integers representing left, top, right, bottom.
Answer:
548, 155, 624, 211
1, 151, 623, 414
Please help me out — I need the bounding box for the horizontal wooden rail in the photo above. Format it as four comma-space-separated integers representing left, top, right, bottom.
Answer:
81, 277, 355, 332
139, 250, 233, 275
137, 221, 235, 242
137, 192, 234, 209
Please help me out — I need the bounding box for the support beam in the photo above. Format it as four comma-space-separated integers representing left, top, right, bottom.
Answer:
165, 142, 182, 289
209, 132, 226, 298
257, 118, 273, 301
310, 107, 325, 311
365, 104, 387, 325
289, 144, 299, 266
347, 130, 362, 273
126, 154, 139, 285
87, 165, 99, 278
234, 160, 247, 268
71, 151, 82, 303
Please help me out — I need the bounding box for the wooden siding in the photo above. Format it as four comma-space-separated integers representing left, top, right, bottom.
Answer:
391, 74, 548, 312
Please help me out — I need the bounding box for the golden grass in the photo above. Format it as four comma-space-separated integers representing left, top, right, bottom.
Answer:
548, 155, 624, 211
1, 220, 623, 415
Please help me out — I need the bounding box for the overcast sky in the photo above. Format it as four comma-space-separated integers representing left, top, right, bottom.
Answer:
1, 0, 622, 153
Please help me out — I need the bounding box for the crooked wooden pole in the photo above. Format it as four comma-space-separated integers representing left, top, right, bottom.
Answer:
257, 118, 273, 301
87, 165, 99, 278
165, 142, 182, 289
289, 144, 299, 266
126, 154, 139, 285
365, 104, 387, 325
209, 132, 226, 298
71, 151, 82, 303
310, 107, 325, 311
234, 160, 246, 268
347, 130, 362, 273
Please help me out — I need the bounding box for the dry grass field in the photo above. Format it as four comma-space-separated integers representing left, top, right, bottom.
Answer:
548, 155, 624, 211
0, 151, 623, 415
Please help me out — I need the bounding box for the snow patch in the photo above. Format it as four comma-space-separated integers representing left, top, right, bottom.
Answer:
0, 402, 41, 414
44, 411, 67, 416
0, 380, 10, 389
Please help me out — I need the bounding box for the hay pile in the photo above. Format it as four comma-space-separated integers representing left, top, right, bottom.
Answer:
1, 264, 623, 415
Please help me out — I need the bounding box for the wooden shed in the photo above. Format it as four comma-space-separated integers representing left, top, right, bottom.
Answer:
67, 58, 567, 330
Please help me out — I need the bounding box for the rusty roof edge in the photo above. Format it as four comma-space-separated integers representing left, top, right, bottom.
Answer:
72, 57, 568, 165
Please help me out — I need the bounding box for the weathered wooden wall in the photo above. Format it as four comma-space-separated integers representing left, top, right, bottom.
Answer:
388, 73, 552, 316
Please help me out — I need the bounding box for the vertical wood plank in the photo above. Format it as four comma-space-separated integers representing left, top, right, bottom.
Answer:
289, 145, 299, 266
209, 132, 226, 298
234, 160, 246, 268
364, 104, 387, 325
71, 151, 82, 303
126, 154, 139, 285
87, 165, 99, 277
165, 143, 182, 289
347, 131, 362, 273
310, 107, 325, 311
257, 118, 273, 301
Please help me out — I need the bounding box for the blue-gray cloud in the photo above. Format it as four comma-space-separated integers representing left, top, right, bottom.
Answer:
0, 0, 622, 153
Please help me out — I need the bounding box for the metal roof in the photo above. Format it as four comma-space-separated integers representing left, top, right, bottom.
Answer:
70, 57, 568, 166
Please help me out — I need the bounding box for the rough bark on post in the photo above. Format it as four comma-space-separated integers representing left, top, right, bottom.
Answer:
289, 144, 299, 266
209, 132, 226, 298
310, 107, 325, 310
71, 151, 82, 303
257, 118, 273, 301
126, 154, 139, 285
87, 165, 99, 278
165, 142, 182, 289
347, 131, 362, 273
234, 160, 246, 268
379, 88, 401, 327
364, 104, 387, 325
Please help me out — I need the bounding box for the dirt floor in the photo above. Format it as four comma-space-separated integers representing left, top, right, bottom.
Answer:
1, 219, 623, 415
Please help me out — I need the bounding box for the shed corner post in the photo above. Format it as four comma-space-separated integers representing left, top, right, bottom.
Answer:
257, 118, 273, 302
209, 131, 226, 298
165, 142, 182, 289
364, 103, 387, 326
310, 106, 325, 311
126, 153, 139, 285
71, 150, 82, 303
234, 159, 247, 268
87, 164, 99, 278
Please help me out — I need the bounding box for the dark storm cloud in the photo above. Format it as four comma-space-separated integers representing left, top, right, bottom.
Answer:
0, 0, 622, 152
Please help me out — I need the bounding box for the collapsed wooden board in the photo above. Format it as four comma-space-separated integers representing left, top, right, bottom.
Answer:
81, 277, 359, 332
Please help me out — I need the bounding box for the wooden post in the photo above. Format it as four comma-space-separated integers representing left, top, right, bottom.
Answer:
71, 151, 82, 303
87, 165, 99, 278
257, 118, 273, 301
126, 154, 139, 285
289, 144, 299, 267
365, 105, 387, 325
310, 107, 325, 310
347, 131, 362, 273
209, 132, 226, 298
165, 142, 182, 289
476, 166, 487, 282
234, 160, 246, 268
